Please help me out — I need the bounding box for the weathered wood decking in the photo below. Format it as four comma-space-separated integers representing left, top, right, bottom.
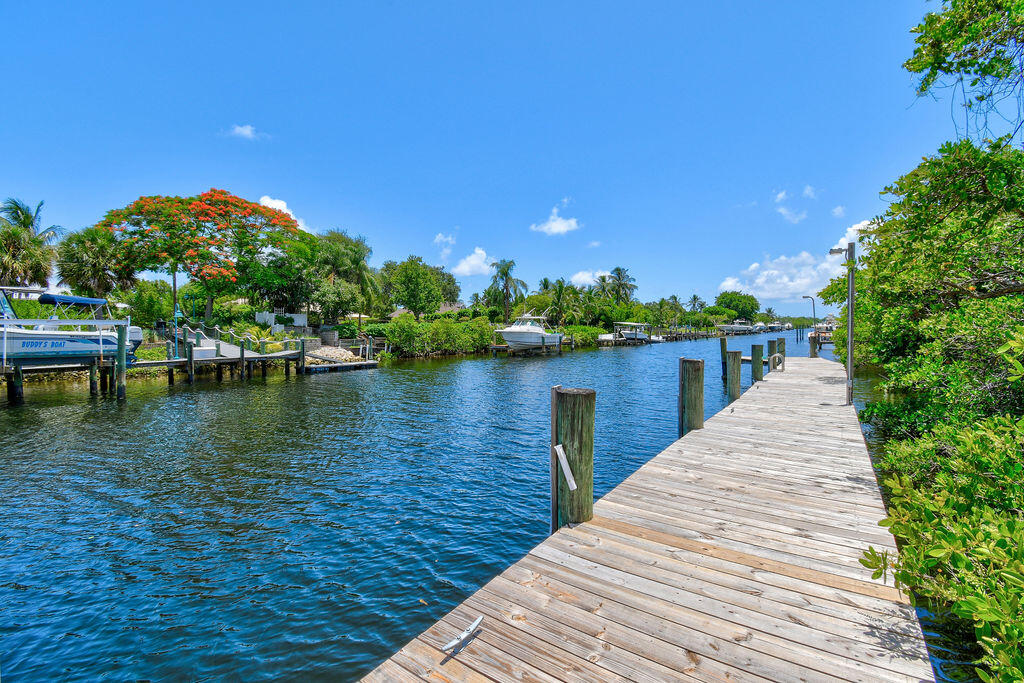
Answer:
364, 357, 933, 682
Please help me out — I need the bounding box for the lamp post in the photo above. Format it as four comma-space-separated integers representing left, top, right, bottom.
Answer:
802, 295, 817, 330
829, 242, 855, 405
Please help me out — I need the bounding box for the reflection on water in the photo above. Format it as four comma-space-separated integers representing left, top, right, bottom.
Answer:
0, 331, 970, 680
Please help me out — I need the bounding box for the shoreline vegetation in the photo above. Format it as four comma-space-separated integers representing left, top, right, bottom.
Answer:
819, 4, 1024, 679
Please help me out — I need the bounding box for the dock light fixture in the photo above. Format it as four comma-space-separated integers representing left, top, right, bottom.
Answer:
829, 243, 855, 405
802, 295, 817, 330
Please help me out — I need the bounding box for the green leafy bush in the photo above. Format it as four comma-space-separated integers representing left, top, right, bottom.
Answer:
864, 416, 1024, 680
332, 321, 359, 338
561, 325, 605, 348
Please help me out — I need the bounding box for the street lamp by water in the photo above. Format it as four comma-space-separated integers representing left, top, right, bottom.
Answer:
802, 295, 816, 330
829, 243, 855, 405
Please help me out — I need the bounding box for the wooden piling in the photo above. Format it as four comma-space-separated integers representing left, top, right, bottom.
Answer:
167, 365, 174, 385
719, 336, 728, 380
116, 325, 127, 400
677, 358, 704, 438
216, 362, 223, 381
6, 367, 25, 405
166, 340, 173, 360
261, 360, 267, 378
751, 344, 764, 381
239, 343, 246, 380
777, 336, 786, 357
767, 339, 778, 372
89, 361, 99, 396
284, 359, 291, 377
299, 339, 306, 374
726, 350, 741, 402
186, 343, 195, 384
809, 333, 819, 358
551, 386, 596, 532
99, 362, 108, 394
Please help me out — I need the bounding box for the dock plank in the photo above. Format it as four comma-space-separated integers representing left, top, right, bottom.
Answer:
363, 357, 933, 682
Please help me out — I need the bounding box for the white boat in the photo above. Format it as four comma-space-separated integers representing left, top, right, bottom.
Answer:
752, 321, 767, 332
766, 321, 784, 332
1, 287, 143, 366
496, 314, 563, 350
614, 322, 650, 341
716, 319, 754, 334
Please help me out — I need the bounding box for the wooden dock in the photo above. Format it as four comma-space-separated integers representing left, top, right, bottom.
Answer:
363, 357, 934, 682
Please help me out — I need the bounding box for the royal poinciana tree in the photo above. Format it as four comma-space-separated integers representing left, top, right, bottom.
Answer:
99, 189, 299, 319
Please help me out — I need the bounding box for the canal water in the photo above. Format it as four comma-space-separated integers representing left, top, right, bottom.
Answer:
0, 331, 963, 681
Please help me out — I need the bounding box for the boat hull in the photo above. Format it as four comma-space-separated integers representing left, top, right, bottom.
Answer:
2, 328, 143, 364
498, 330, 563, 350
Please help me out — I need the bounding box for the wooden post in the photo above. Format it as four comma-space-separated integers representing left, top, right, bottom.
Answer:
166, 340, 173, 359
284, 359, 291, 377
777, 337, 786, 357
215, 340, 221, 357
99, 362, 108, 395
216, 361, 223, 381
677, 358, 704, 438
167, 365, 174, 386
549, 385, 560, 535
7, 367, 25, 406
259, 340, 266, 355
767, 339, 778, 372
809, 333, 819, 358
299, 339, 306, 374
719, 336, 728, 380
751, 344, 764, 381
239, 343, 246, 380
229, 362, 235, 379
726, 350, 741, 402
186, 343, 195, 384
551, 386, 596, 532
261, 360, 267, 378
89, 361, 99, 396
116, 325, 127, 400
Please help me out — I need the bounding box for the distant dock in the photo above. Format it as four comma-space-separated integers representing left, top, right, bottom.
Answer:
364, 357, 933, 682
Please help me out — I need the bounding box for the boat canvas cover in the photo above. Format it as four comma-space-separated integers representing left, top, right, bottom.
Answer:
37, 293, 108, 307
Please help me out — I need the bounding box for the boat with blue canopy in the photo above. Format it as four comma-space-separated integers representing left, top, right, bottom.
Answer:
1, 286, 143, 368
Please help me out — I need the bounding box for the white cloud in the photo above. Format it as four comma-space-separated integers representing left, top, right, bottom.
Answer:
773, 190, 788, 203
434, 232, 456, 260
776, 206, 808, 224
452, 247, 495, 276
832, 205, 846, 218
803, 184, 817, 199
228, 124, 266, 140
570, 269, 611, 287
587, 240, 601, 248
717, 220, 868, 302
259, 195, 310, 231
530, 205, 581, 236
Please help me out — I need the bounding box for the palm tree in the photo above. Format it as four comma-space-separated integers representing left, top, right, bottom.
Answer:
469, 292, 482, 307
0, 222, 53, 286
545, 278, 574, 326
56, 227, 137, 297
764, 307, 778, 319
1, 198, 61, 244
316, 238, 349, 284
344, 244, 380, 331
594, 274, 615, 299
687, 294, 705, 312
490, 259, 527, 323
537, 277, 553, 294
609, 266, 637, 303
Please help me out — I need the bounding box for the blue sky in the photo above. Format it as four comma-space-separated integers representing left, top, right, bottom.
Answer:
2, 2, 953, 314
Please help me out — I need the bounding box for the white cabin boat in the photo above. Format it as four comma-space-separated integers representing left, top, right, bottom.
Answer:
496, 314, 563, 350
716, 319, 754, 334
1, 287, 142, 367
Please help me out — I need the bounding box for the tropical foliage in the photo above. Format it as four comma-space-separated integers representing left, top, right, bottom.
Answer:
823, 4, 1024, 676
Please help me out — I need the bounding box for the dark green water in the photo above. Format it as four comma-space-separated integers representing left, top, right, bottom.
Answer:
0, 331, 969, 680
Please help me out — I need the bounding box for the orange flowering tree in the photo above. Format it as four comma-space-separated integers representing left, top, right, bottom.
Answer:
99, 189, 299, 319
